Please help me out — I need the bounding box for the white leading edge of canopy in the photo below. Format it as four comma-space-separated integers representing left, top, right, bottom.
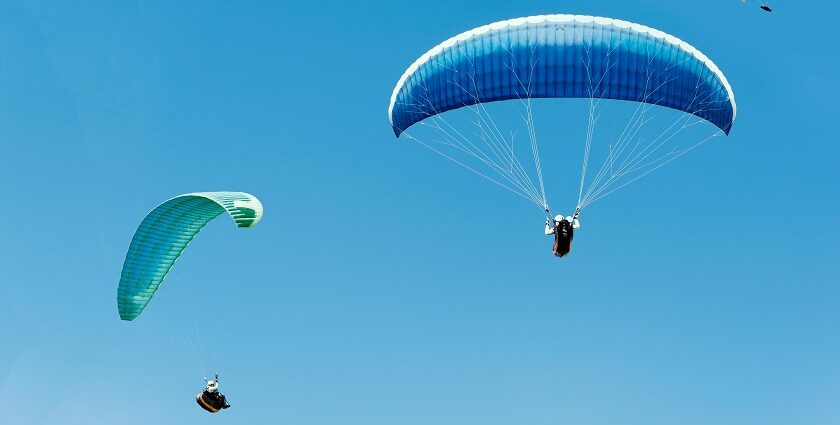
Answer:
175, 192, 264, 226
388, 14, 737, 127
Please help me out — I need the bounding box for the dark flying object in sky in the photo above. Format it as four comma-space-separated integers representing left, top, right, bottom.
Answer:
742, 0, 773, 12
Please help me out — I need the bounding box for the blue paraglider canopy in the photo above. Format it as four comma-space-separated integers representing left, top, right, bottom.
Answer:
388, 15, 736, 137
387, 14, 736, 214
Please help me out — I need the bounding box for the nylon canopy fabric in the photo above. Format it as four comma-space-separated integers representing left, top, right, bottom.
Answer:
117, 192, 263, 321
388, 14, 736, 136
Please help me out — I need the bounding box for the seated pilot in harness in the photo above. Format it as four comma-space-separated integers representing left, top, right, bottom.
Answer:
545, 208, 581, 258
196, 374, 231, 413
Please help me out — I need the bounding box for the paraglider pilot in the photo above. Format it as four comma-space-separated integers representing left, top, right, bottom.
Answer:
545, 208, 580, 258
197, 374, 231, 413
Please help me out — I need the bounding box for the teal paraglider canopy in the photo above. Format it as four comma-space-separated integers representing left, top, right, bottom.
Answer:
116, 192, 263, 321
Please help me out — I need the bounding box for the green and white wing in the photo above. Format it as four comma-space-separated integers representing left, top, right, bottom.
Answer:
117, 192, 263, 321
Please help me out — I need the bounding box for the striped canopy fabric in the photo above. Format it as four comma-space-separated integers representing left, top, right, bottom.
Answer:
117, 192, 263, 320
388, 14, 735, 136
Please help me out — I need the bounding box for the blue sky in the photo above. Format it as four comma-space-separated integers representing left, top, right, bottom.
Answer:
1, 1, 838, 424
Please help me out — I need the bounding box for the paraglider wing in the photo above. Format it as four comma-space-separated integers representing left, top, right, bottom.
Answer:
388, 15, 736, 136
117, 192, 263, 321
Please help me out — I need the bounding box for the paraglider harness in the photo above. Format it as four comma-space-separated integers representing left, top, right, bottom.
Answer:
196, 374, 231, 413
547, 207, 580, 258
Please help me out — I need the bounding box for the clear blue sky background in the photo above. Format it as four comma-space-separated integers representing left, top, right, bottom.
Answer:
1, 1, 838, 424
